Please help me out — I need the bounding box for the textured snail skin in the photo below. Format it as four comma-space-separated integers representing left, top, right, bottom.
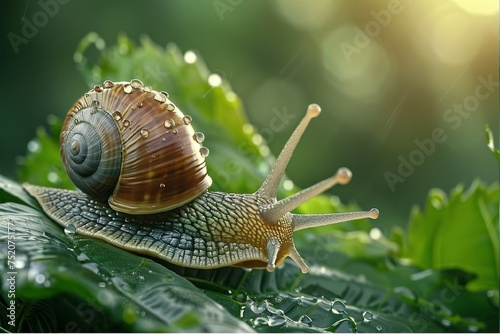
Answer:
24, 185, 294, 270
24, 79, 379, 273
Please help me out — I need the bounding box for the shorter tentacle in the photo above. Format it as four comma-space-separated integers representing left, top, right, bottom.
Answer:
260, 168, 352, 223
266, 238, 281, 272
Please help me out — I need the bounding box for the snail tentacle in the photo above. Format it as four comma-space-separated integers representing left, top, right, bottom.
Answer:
260, 167, 352, 223
292, 208, 380, 232
257, 104, 321, 199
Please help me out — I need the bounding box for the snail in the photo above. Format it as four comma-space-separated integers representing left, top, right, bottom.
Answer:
23, 79, 379, 274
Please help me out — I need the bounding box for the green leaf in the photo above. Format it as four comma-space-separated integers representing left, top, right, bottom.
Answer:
405, 181, 499, 291
17, 117, 73, 190
485, 124, 499, 162
0, 200, 253, 332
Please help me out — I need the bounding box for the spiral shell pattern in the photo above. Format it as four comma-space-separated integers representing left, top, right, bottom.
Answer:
60, 79, 212, 214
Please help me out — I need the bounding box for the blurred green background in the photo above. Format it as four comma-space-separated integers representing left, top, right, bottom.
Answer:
0, 0, 497, 230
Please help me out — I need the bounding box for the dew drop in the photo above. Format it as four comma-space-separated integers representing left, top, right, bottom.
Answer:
268, 315, 286, 327
64, 224, 77, 235
74, 119, 79, 125
15, 259, 26, 269
93, 85, 102, 93
160, 91, 169, 98
27, 140, 40, 153
283, 180, 294, 191
182, 115, 192, 125
35, 273, 46, 285
253, 317, 268, 326
250, 301, 267, 314
91, 107, 99, 114
376, 325, 382, 331
487, 290, 499, 307
331, 300, 346, 313
103, 80, 114, 88
113, 111, 122, 121
47, 172, 60, 184
140, 129, 149, 139
98, 282, 106, 288
193, 132, 205, 143
123, 84, 133, 94
154, 92, 167, 103
184, 50, 197, 64
208, 73, 222, 87
199, 147, 209, 158
167, 103, 175, 111
130, 79, 144, 88
299, 315, 312, 325
172, 129, 178, 134
159, 183, 166, 188
123, 120, 130, 128
233, 290, 248, 303
137, 101, 144, 108
164, 118, 175, 129
92, 100, 100, 106
267, 305, 284, 316
362, 311, 373, 322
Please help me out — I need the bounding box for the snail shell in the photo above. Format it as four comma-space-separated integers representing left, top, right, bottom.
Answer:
61, 80, 211, 214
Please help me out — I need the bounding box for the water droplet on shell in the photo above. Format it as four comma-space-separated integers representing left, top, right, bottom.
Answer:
140, 129, 149, 139
164, 118, 175, 129
130, 79, 144, 88
103, 80, 114, 88
194, 132, 205, 143
200, 146, 210, 158
154, 92, 167, 103
113, 111, 122, 121
200, 147, 209, 158
123, 84, 133, 94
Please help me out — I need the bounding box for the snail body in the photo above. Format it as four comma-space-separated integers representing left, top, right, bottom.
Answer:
24, 79, 379, 273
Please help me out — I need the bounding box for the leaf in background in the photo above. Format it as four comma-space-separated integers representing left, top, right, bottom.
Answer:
17, 116, 73, 190
405, 181, 499, 292
485, 124, 499, 162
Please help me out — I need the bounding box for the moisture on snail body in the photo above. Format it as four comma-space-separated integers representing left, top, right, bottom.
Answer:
24, 79, 379, 274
